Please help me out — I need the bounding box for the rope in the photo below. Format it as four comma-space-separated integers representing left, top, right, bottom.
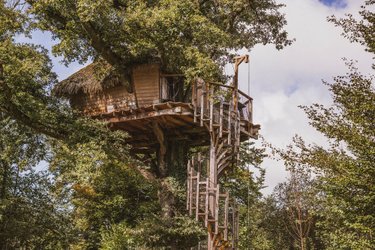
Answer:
246, 50, 251, 249
247, 53, 251, 96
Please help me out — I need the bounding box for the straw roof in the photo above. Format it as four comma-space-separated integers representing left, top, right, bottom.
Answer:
54, 62, 129, 97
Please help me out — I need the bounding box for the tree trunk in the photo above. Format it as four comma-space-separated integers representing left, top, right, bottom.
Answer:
156, 139, 188, 216
153, 122, 189, 248
0, 160, 8, 200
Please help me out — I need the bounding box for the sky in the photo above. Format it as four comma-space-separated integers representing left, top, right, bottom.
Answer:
25, 0, 373, 193
236, 0, 373, 193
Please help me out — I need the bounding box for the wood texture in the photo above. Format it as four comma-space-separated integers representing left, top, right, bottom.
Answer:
133, 64, 160, 107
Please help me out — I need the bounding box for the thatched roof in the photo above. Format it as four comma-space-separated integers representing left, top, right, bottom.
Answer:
54, 62, 128, 97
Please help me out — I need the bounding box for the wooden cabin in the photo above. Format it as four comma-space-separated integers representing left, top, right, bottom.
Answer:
55, 63, 185, 115
55, 62, 260, 150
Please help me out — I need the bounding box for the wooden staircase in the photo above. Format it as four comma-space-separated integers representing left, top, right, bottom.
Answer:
187, 154, 239, 249
186, 56, 258, 249
187, 79, 244, 249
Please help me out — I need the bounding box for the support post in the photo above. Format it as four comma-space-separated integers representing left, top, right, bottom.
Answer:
224, 193, 229, 241
187, 160, 191, 211
215, 184, 220, 235
232, 55, 249, 111
219, 101, 223, 138
205, 177, 209, 227
196, 172, 200, 220
207, 133, 217, 250
209, 86, 214, 132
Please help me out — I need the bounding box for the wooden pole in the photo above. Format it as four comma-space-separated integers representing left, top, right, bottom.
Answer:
209, 87, 214, 132
208, 133, 217, 250
196, 171, 200, 220
200, 85, 205, 127
215, 184, 220, 235
224, 193, 229, 241
187, 160, 191, 211
219, 101, 223, 138
232, 55, 249, 111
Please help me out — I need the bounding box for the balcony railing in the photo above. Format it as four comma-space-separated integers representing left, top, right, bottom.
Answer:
191, 80, 253, 125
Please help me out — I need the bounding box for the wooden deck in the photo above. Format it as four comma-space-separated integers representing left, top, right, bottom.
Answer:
94, 101, 260, 151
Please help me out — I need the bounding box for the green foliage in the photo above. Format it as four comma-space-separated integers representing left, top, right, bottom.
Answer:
100, 222, 140, 249
329, 0, 375, 57
100, 216, 205, 249
300, 62, 375, 249
221, 142, 266, 204
27, 0, 292, 82
50, 142, 159, 248
0, 116, 76, 249
220, 142, 269, 248
136, 216, 205, 248
239, 197, 292, 250
269, 63, 375, 248
0, 0, 293, 248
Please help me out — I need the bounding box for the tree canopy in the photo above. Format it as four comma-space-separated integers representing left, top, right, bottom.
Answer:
0, 0, 289, 248
27, 0, 292, 86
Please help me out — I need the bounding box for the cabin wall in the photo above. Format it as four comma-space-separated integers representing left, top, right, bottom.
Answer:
71, 93, 106, 115
133, 64, 160, 107
105, 85, 136, 112
71, 85, 136, 115
69, 63, 187, 115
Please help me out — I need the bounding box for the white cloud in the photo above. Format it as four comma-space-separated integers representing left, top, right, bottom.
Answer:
237, 0, 373, 194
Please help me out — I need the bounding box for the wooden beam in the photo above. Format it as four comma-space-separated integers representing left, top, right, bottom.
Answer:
238, 89, 253, 101
152, 121, 167, 177
224, 193, 229, 241
205, 177, 209, 227
219, 101, 223, 138
160, 73, 184, 77
196, 171, 200, 220
209, 87, 213, 132
215, 184, 220, 235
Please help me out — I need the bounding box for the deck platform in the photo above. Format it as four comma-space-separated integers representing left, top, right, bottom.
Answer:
94, 101, 260, 151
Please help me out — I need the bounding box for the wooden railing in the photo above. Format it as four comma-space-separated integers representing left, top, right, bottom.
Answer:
191, 80, 254, 125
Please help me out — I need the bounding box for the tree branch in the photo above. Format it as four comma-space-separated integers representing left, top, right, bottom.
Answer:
80, 21, 133, 92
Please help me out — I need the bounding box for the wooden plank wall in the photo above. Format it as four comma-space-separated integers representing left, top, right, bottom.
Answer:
133, 64, 160, 107
105, 85, 136, 111
71, 94, 107, 115
71, 85, 136, 115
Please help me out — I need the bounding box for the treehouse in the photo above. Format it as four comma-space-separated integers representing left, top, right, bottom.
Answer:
57, 56, 260, 249
55, 62, 260, 151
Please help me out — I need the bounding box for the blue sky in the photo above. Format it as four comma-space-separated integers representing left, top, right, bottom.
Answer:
319, 0, 347, 8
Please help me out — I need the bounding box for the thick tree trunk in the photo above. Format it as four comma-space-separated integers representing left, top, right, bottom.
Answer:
153, 122, 189, 248
156, 139, 188, 217
0, 160, 8, 200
